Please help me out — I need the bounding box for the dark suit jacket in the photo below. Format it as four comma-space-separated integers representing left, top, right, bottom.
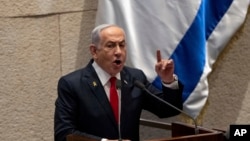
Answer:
54, 60, 183, 141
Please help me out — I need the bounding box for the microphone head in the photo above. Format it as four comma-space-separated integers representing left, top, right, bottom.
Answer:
134, 80, 146, 90
116, 79, 122, 89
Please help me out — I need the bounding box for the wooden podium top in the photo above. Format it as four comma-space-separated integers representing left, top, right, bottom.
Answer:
146, 122, 226, 141
66, 122, 227, 141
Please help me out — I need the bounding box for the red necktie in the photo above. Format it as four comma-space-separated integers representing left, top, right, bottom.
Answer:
109, 77, 119, 123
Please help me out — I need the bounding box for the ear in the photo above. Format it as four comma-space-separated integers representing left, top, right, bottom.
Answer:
89, 44, 97, 58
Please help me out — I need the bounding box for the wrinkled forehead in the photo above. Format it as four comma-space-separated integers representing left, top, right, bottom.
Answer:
101, 26, 126, 37
100, 26, 126, 42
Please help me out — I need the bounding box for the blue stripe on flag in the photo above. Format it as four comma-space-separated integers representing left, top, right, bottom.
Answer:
153, 0, 233, 101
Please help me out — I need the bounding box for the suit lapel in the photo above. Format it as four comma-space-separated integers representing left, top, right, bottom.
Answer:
83, 61, 137, 130
84, 61, 118, 126
120, 69, 135, 130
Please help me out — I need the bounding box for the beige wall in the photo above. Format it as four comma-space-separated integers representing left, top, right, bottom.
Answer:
0, 1, 249, 140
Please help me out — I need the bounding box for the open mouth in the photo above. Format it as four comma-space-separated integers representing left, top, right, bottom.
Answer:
114, 60, 122, 65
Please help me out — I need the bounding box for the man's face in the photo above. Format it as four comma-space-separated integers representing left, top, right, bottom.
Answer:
91, 26, 127, 76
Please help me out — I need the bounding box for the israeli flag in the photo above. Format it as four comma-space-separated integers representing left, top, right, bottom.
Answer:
96, 0, 249, 118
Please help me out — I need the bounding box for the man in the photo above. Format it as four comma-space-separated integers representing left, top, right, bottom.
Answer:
54, 24, 183, 141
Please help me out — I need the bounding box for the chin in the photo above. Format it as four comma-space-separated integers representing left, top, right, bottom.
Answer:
112, 68, 123, 75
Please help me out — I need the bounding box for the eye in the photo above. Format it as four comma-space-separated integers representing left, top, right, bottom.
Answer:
119, 42, 126, 48
106, 43, 116, 48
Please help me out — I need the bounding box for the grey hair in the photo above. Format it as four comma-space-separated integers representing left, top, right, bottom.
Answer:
91, 24, 125, 47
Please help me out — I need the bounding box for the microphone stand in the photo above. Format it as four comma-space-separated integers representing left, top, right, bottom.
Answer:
134, 80, 199, 135
116, 80, 122, 141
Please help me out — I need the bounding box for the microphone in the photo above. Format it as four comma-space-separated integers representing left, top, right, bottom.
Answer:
134, 79, 199, 134
116, 79, 122, 89
116, 79, 122, 141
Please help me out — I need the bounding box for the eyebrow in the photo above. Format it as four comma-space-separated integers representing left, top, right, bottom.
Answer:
106, 40, 125, 43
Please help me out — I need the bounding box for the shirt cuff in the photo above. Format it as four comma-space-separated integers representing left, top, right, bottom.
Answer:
162, 74, 179, 89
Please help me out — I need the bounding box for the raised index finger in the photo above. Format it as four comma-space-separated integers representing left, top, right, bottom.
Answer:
156, 50, 162, 62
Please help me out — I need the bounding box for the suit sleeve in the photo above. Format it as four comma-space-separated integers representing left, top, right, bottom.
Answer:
134, 70, 184, 118
54, 77, 101, 141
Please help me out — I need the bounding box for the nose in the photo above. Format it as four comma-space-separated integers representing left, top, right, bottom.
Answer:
114, 45, 122, 54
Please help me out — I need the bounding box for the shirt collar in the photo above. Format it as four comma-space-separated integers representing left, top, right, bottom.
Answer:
92, 61, 121, 86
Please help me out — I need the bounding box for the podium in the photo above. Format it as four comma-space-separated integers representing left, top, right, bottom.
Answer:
144, 122, 226, 141
67, 134, 97, 141
66, 119, 227, 141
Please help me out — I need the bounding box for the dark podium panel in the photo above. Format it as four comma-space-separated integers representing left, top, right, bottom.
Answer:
66, 120, 226, 141
145, 122, 226, 141
67, 134, 97, 141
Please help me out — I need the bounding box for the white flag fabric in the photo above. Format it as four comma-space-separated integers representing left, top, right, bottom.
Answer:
95, 0, 250, 118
